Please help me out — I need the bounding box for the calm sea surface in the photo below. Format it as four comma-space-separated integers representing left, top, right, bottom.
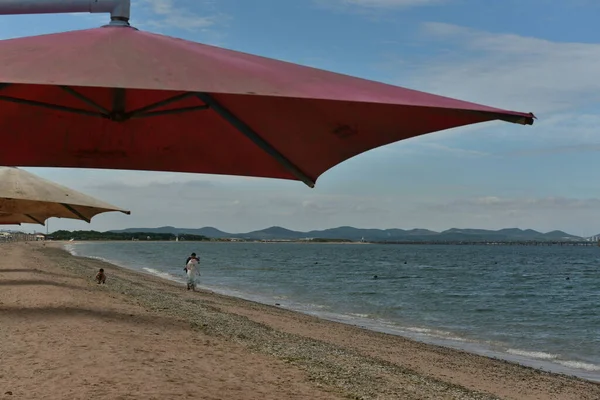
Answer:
66, 241, 600, 381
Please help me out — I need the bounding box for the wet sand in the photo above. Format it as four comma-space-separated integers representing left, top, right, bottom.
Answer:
1, 242, 599, 399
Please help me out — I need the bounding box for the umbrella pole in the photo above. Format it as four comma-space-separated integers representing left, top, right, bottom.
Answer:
0, 0, 130, 25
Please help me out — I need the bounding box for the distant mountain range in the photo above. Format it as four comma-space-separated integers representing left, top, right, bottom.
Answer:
109, 226, 585, 242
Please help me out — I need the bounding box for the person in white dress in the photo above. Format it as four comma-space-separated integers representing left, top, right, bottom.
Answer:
184, 252, 200, 291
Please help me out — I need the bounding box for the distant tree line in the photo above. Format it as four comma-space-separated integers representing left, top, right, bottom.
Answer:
48, 230, 210, 241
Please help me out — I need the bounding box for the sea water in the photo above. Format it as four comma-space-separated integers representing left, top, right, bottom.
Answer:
64, 241, 600, 381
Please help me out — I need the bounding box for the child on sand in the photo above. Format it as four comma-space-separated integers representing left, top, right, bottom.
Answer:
95, 268, 106, 284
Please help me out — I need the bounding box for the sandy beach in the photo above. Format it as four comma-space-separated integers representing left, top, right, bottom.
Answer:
1, 242, 599, 399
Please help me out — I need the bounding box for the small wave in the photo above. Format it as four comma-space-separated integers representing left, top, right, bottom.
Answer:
82, 254, 116, 264
303, 303, 328, 310
348, 313, 371, 318
405, 327, 433, 334
62, 244, 116, 264
63, 244, 78, 256
75, 252, 114, 265
401, 326, 468, 342
557, 360, 600, 372
142, 268, 182, 283
507, 349, 558, 360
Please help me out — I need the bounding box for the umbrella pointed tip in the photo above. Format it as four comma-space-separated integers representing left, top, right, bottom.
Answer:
513, 112, 536, 126
525, 113, 536, 125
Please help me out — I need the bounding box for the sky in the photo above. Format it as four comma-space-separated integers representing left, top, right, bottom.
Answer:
2, 0, 600, 236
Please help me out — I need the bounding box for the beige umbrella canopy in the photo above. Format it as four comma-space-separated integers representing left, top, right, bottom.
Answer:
0, 167, 130, 225
0, 212, 39, 225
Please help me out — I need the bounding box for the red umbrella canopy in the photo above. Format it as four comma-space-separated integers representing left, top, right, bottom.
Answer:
0, 25, 535, 187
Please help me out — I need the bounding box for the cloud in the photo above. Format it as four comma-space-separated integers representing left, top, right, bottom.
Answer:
313, 0, 447, 14
427, 196, 600, 212
417, 196, 600, 235
93, 179, 217, 197
35, 178, 395, 233
503, 143, 600, 157
330, 0, 445, 7
406, 22, 600, 114
35, 181, 600, 236
399, 111, 600, 158
13, 172, 600, 237
375, 139, 493, 161
371, 22, 600, 156
417, 143, 490, 157
137, 0, 226, 32
39, 169, 262, 191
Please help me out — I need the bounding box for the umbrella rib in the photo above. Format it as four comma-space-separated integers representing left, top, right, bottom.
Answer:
195, 92, 316, 188
112, 88, 127, 120
131, 105, 210, 118
60, 204, 91, 223
125, 92, 197, 118
60, 86, 110, 115
0, 95, 107, 118
24, 214, 45, 226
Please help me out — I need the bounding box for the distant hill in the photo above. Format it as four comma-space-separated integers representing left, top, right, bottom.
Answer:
238, 226, 304, 240
49, 230, 209, 242
113, 226, 230, 238
110, 226, 584, 242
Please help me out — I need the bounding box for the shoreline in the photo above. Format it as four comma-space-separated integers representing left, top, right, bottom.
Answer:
63, 240, 600, 383
2, 242, 600, 399
52, 240, 371, 245
49, 243, 600, 394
